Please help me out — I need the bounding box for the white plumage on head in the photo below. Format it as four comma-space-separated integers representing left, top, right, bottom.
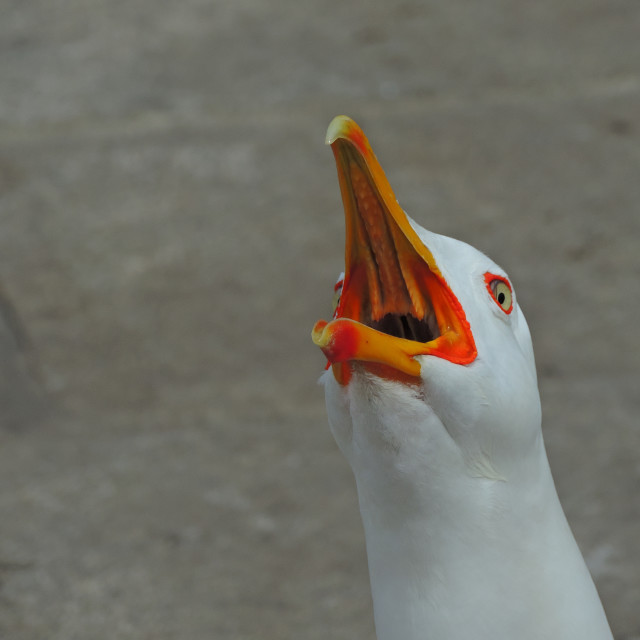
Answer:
313, 116, 613, 640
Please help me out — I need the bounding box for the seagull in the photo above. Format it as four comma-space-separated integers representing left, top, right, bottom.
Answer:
312, 116, 613, 640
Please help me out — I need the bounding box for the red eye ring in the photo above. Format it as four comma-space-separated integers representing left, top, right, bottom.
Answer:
484, 273, 513, 314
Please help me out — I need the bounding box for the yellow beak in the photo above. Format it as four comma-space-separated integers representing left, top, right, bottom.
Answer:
312, 116, 476, 384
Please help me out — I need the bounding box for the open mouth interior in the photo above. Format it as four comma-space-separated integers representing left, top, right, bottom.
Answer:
333, 149, 445, 347
369, 312, 440, 343
312, 115, 477, 381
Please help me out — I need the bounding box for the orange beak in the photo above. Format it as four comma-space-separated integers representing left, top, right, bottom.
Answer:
312, 116, 477, 384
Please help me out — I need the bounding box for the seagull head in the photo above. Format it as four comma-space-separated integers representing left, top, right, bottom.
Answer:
310, 117, 613, 640
312, 116, 542, 496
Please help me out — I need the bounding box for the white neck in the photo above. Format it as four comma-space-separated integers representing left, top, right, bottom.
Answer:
352, 435, 612, 640
324, 369, 613, 640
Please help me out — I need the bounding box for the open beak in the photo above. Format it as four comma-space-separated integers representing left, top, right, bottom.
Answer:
312, 116, 476, 384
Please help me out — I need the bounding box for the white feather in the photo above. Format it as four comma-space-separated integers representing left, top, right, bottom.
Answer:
320, 221, 613, 640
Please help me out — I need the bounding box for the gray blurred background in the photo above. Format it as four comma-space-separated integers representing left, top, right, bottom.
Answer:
0, 2, 638, 639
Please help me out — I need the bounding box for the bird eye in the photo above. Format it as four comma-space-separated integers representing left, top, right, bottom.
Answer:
485, 274, 513, 314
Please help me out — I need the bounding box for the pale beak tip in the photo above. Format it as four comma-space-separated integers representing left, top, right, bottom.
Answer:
311, 320, 330, 347
325, 115, 356, 146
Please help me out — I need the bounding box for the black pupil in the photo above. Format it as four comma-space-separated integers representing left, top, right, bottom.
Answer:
498, 292, 506, 304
